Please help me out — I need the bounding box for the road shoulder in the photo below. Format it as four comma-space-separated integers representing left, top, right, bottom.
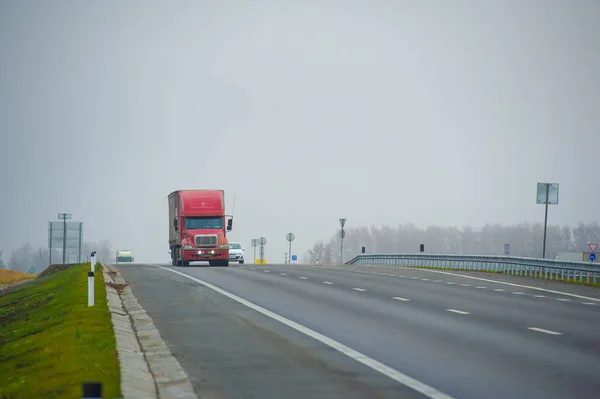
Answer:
103, 264, 198, 399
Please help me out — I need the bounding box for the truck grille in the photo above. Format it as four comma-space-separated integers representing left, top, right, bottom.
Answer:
195, 235, 218, 247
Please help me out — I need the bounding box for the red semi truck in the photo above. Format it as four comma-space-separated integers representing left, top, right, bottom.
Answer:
168, 189, 233, 267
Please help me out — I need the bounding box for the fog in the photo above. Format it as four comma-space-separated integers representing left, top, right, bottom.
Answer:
1, 1, 599, 265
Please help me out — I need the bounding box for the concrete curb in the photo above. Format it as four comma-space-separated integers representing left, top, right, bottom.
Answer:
103, 264, 199, 399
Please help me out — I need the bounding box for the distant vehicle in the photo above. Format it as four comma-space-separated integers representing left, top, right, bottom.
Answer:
168, 189, 233, 267
228, 242, 245, 264
116, 250, 134, 264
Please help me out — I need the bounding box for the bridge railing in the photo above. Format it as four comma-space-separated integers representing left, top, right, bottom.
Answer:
346, 253, 600, 285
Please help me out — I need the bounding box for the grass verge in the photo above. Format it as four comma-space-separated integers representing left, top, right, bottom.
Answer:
0, 263, 121, 399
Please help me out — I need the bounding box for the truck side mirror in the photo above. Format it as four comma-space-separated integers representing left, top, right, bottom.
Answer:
227, 218, 233, 231
174, 218, 178, 232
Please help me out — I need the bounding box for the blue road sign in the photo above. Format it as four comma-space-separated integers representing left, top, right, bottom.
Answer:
590, 253, 596, 262
291, 254, 297, 261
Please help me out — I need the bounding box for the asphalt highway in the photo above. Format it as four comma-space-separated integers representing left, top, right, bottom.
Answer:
116, 262, 600, 399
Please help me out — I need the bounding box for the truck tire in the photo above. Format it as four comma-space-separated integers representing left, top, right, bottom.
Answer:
175, 248, 183, 266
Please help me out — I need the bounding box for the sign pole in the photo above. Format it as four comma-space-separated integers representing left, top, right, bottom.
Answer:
542, 184, 550, 259
339, 218, 346, 264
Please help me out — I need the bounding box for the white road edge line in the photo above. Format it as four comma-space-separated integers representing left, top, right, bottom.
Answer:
582, 302, 597, 305
446, 309, 470, 315
300, 277, 308, 280
280, 273, 287, 276
353, 288, 367, 292
393, 297, 410, 301
527, 327, 563, 336
412, 268, 600, 302
323, 281, 334, 285
152, 265, 456, 399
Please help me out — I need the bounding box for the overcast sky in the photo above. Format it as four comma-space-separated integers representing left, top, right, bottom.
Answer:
1, 0, 599, 263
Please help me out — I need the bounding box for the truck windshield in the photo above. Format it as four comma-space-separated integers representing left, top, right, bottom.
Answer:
185, 216, 223, 229
117, 256, 133, 262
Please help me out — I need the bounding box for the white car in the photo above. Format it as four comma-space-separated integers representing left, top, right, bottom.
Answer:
228, 242, 245, 264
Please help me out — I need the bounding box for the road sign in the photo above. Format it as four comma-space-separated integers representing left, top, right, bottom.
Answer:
286, 233, 295, 242
339, 230, 346, 239
258, 237, 267, 246
590, 253, 597, 262
58, 213, 72, 220
251, 239, 258, 248
504, 244, 511, 255
536, 183, 559, 205
291, 255, 297, 261
339, 218, 346, 228
588, 243, 598, 253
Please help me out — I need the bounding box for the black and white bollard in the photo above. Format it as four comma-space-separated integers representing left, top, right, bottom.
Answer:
82, 382, 102, 399
88, 271, 94, 307
90, 251, 96, 272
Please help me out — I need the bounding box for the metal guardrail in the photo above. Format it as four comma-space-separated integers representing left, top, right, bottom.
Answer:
346, 253, 600, 285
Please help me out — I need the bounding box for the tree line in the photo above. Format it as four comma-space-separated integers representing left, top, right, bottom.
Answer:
305, 222, 600, 264
0, 240, 114, 274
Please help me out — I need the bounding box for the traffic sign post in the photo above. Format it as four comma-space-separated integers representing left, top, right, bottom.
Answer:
258, 237, 267, 264
536, 182, 559, 259
291, 254, 297, 263
251, 239, 258, 264
286, 233, 295, 264
339, 218, 347, 264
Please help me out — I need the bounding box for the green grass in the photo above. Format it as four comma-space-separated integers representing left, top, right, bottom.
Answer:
0, 263, 121, 399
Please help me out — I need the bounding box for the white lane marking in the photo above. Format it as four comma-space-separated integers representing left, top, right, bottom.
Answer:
153, 265, 455, 399
398, 276, 407, 278
461, 284, 471, 287
392, 296, 410, 302
556, 298, 571, 302
434, 280, 442, 283
582, 302, 597, 306
251, 268, 256, 270
533, 295, 546, 298
264, 270, 271, 273
446, 282, 456, 285
323, 281, 334, 285
493, 289, 505, 292
409, 277, 419, 279
280, 273, 287, 276
413, 268, 600, 302
393, 297, 411, 301
446, 309, 470, 315
476, 286, 487, 289
353, 288, 367, 292
527, 327, 563, 336
512, 292, 525, 295
421, 278, 430, 281
300, 277, 308, 280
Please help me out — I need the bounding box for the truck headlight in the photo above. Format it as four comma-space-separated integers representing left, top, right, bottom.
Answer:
183, 244, 194, 250
218, 243, 229, 249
